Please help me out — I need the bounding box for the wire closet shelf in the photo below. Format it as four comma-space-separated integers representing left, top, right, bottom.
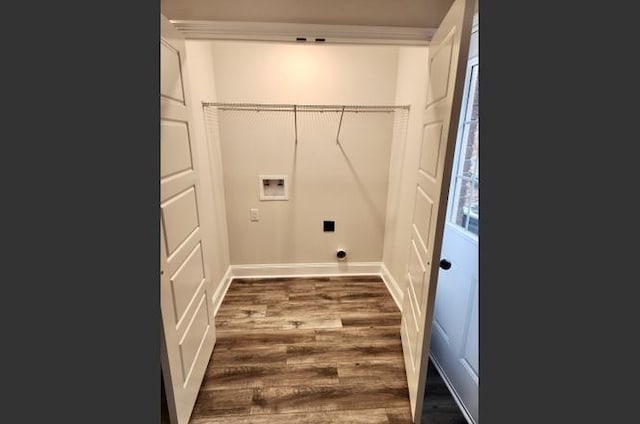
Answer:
202, 102, 409, 113
202, 102, 410, 144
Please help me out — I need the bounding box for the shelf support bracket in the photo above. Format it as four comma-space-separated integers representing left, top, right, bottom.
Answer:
336, 106, 346, 145
294, 104, 298, 145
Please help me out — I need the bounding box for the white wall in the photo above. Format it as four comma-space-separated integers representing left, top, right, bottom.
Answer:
210, 41, 399, 105
383, 46, 430, 298
184, 40, 231, 288
204, 41, 399, 264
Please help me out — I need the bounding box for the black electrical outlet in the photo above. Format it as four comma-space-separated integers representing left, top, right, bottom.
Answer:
323, 220, 335, 232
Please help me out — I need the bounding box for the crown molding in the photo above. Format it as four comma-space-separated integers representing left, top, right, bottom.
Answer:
170, 20, 436, 45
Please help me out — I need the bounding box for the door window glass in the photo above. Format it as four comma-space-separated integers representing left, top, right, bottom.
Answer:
450, 64, 479, 235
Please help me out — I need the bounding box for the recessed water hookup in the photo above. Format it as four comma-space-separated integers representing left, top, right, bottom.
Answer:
258, 175, 288, 201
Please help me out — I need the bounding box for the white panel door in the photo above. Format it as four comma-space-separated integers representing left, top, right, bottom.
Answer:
431, 224, 478, 422
160, 15, 216, 424
431, 24, 479, 423
400, 0, 474, 422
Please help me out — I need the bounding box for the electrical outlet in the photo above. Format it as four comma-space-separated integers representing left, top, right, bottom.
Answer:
250, 208, 259, 221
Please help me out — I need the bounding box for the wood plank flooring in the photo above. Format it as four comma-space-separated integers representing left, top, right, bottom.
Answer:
421, 361, 467, 424
186, 276, 468, 424
189, 276, 413, 423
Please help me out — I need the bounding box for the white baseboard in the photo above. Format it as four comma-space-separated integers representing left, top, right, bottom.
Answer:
211, 265, 233, 316
380, 263, 404, 312
229, 262, 383, 279
221, 262, 404, 314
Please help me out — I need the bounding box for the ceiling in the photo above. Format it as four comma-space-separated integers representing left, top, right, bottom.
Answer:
161, 0, 456, 29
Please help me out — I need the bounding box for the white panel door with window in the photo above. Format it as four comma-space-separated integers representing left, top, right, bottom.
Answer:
430, 26, 479, 424
160, 14, 216, 424
400, 0, 474, 422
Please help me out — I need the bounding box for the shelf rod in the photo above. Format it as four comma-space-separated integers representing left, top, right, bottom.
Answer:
216, 108, 398, 113
203, 102, 410, 114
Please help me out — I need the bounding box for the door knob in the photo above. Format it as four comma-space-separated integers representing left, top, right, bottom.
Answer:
439, 259, 452, 270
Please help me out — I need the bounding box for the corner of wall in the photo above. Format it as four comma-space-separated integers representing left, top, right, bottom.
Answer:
382, 46, 430, 300
380, 262, 403, 312
184, 40, 231, 292
211, 265, 233, 317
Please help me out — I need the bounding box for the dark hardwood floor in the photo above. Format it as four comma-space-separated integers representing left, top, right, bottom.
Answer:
422, 361, 467, 424
179, 276, 466, 424
161, 372, 171, 424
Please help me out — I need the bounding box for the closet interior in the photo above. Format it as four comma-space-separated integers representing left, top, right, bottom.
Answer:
160, 1, 477, 422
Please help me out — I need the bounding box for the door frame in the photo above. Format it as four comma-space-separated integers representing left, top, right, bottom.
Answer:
160, 14, 218, 424
399, 0, 476, 421
431, 14, 479, 424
